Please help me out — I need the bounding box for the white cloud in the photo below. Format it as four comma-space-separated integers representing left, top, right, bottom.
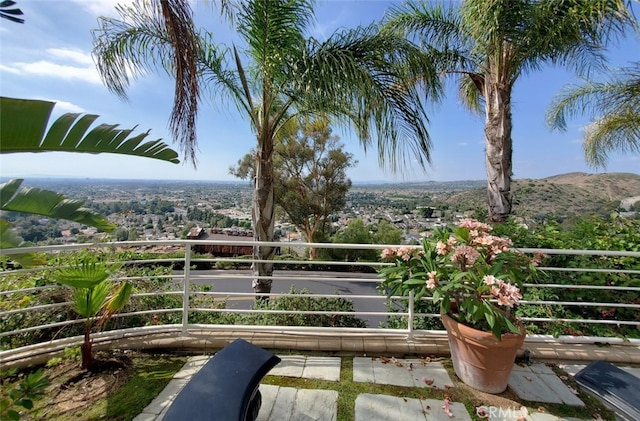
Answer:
47, 48, 93, 65
71, 0, 135, 17
6, 60, 101, 84
458, 142, 469, 147
0, 64, 20, 74
44, 99, 85, 114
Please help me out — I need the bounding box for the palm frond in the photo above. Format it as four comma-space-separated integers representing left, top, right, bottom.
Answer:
0, 97, 179, 163
0, 219, 45, 267
583, 110, 640, 168
288, 24, 442, 173
157, 0, 200, 166
71, 282, 112, 318
1, 179, 115, 232
98, 282, 133, 328
237, 0, 313, 70
54, 262, 111, 290
0, 0, 24, 24
548, 62, 640, 167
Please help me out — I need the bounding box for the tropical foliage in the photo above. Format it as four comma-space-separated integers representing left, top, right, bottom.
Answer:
92, 0, 439, 293
385, 0, 635, 222
547, 62, 640, 168
53, 254, 132, 370
0, 97, 178, 265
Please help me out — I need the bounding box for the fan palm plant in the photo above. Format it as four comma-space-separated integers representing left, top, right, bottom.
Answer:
547, 62, 640, 168
385, 0, 635, 222
53, 254, 132, 370
93, 0, 440, 294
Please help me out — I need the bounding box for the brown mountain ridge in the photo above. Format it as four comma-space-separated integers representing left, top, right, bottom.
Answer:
442, 172, 640, 218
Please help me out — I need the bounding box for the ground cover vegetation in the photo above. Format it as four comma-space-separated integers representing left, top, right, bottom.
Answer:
0, 350, 186, 421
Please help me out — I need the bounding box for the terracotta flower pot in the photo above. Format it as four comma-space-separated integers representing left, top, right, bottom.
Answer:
441, 312, 525, 393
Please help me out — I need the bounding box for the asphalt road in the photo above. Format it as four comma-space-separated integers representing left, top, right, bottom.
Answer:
180, 270, 392, 327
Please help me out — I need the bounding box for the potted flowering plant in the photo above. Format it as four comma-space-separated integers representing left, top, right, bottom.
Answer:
379, 219, 543, 393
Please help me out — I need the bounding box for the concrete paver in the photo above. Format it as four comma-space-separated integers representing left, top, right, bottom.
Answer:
268, 355, 341, 381
269, 355, 305, 377
353, 357, 454, 390
258, 385, 337, 421
479, 406, 587, 421
509, 364, 584, 407
355, 394, 471, 421
301, 356, 341, 381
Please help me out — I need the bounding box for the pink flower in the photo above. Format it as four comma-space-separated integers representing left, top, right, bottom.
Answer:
426, 271, 438, 289
436, 241, 449, 255
483, 275, 496, 285
451, 246, 480, 265
381, 248, 396, 259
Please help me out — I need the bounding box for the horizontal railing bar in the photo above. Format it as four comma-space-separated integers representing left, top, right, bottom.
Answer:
537, 266, 640, 275
0, 285, 61, 295
190, 308, 404, 317
519, 300, 640, 308
190, 291, 390, 300
0, 309, 181, 338
520, 317, 640, 326
0, 302, 69, 316
517, 247, 640, 257
523, 283, 640, 291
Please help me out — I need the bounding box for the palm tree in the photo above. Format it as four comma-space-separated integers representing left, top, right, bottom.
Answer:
386, 0, 635, 222
53, 254, 132, 370
547, 62, 640, 168
93, 0, 440, 294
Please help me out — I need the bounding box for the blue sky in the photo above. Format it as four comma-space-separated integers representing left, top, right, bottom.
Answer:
1, 0, 638, 183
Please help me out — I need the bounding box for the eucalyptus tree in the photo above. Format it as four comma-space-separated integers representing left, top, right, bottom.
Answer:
547, 62, 640, 168
231, 119, 355, 259
93, 0, 439, 294
386, 0, 634, 222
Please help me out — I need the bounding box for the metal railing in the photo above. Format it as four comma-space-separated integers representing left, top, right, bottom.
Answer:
1, 239, 639, 356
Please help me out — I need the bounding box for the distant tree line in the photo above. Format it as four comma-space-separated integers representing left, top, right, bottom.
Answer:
89, 199, 175, 216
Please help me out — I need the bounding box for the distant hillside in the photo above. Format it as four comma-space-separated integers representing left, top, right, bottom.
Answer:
440, 172, 640, 217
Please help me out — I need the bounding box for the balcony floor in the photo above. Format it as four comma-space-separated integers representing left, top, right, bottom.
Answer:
122, 331, 640, 421
134, 350, 640, 421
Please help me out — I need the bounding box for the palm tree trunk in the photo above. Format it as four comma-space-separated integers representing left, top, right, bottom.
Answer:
252, 132, 276, 297
81, 319, 93, 370
484, 80, 513, 222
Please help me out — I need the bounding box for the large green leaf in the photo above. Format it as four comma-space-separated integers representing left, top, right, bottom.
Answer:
54, 261, 111, 290
0, 179, 115, 232
71, 282, 112, 318
0, 96, 179, 163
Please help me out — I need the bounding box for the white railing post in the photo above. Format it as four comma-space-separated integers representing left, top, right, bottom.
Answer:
182, 244, 191, 332
407, 290, 415, 340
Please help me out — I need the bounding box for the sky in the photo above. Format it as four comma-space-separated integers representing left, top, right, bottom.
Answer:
1, 0, 639, 184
